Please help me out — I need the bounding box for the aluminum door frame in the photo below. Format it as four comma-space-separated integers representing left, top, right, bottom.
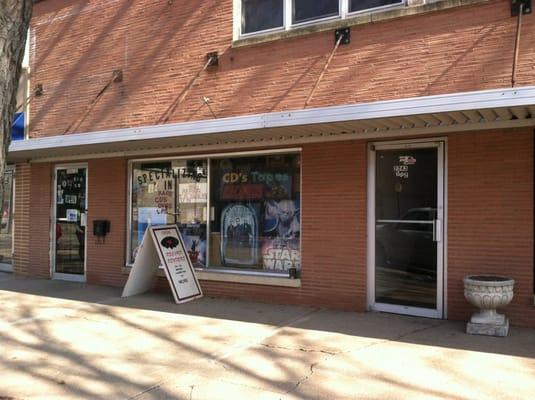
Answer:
51, 163, 88, 282
0, 166, 15, 273
367, 139, 446, 319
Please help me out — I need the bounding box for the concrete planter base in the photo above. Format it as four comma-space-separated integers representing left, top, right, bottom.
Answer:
467, 318, 509, 337
464, 275, 515, 337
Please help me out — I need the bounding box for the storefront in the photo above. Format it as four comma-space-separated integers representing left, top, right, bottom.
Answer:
7, 86, 535, 327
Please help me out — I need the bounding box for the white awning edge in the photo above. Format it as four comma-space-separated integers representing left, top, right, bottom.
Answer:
9, 85, 535, 162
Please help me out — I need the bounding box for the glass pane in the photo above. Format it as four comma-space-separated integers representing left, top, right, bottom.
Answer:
375, 148, 437, 309
242, 0, 284, 34
0, 170, 14, 265
209, 154, 301, 273
130, 160, 208, 267
55, 168, 86, 275
293, 0, 339, 24
350, 0, 403, 13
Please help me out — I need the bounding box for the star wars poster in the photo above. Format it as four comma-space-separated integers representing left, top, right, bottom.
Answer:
220, 204, 259, 266
262, 199, 301, 271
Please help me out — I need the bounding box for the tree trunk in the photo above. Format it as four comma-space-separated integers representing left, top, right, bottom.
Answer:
0, 0, 32, 217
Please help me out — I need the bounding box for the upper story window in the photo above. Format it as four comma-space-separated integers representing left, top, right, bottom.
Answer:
238, 0, 405, 37
241, 0, 284, 34
349, 0, 403, 13
293, 0, 339, 24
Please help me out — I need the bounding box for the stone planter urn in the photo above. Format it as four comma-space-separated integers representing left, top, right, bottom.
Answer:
464, 275, 515, 337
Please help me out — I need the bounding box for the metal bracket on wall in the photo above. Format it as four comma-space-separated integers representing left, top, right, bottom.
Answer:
335, 28, 350, 45
112, 69, 123, 83
512, 0, 531, 16
206, 52, 219, 67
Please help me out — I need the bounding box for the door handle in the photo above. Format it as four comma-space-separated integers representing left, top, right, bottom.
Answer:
433, 219, 442, 242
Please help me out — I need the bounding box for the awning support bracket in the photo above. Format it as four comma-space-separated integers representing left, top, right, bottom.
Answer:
511, 1, 530, 87
158, 52, 219, 124
64, 70, 123, 134
511, 0, 531, 16
304, 28, 350, 108
15, 84, 44, 113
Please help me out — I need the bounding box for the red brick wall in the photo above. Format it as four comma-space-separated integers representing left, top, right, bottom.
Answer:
86, 158, 128, 287
13, 163, 31, 275
29, 0, 535, 138
28, 163, 52, 278
448, 129, 534, 327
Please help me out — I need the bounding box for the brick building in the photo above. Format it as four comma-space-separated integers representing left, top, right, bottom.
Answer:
5, 0, 535, 326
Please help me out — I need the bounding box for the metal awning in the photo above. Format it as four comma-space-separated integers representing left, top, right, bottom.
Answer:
8, 85, 535, 163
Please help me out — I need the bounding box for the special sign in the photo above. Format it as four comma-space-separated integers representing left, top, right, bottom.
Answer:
122, 225, 203, 304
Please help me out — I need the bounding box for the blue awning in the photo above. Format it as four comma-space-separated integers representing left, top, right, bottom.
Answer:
11, 112, 25, 141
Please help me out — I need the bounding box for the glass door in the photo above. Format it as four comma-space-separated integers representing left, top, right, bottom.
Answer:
53, 166, 87, 281
0, 168, 14, 272
369, 141, 444, 318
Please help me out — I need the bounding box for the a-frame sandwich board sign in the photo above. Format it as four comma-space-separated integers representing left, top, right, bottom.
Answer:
122, 225, 203, 304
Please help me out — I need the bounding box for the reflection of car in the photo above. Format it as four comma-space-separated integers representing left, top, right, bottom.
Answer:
375, 208, 437, 276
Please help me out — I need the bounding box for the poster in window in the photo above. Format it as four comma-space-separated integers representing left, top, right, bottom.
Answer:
64, 195, 77, 205
66, 209, 79, 222
220, 204, 258, 266
262, 199, 301, 271
179, 223, 207, 268
135, 207, 167, 257
179, 182, 207, 203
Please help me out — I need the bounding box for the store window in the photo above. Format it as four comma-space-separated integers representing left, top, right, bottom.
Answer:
210, 154, 301, 272
130, 159, 208, 267
129, 152, 301, 275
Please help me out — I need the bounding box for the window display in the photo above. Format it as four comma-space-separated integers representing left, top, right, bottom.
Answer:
130, 159, 208, 267
129, 152, 301, 275
210, 154, 301, 272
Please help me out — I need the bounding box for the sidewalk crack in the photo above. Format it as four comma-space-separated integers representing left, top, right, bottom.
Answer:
259, 343, 338, 355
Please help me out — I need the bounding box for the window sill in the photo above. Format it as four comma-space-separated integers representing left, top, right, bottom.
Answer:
232, 0, 488, 48
122, 266, 302, 288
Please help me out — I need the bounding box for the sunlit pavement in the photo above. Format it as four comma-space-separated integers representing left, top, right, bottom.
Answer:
1, 272, 534, 400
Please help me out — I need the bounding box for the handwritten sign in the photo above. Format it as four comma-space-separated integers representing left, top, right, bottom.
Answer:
122, 225, 203, 304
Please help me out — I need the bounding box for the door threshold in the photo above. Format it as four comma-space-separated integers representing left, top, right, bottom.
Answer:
52, 272, 86, 283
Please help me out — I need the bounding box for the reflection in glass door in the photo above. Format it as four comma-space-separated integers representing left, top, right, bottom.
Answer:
53, 166, 87, 281
369, 142, 444, 318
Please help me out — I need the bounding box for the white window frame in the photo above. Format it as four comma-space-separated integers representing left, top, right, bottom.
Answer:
234, 0, 406, 39
126, 148, 302, 279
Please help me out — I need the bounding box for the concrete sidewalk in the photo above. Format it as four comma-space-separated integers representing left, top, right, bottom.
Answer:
1, 272, 534, 400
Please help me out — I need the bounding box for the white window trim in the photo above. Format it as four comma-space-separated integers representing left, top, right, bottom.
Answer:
126, 148, 302, 281
234, 0, 406, 39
